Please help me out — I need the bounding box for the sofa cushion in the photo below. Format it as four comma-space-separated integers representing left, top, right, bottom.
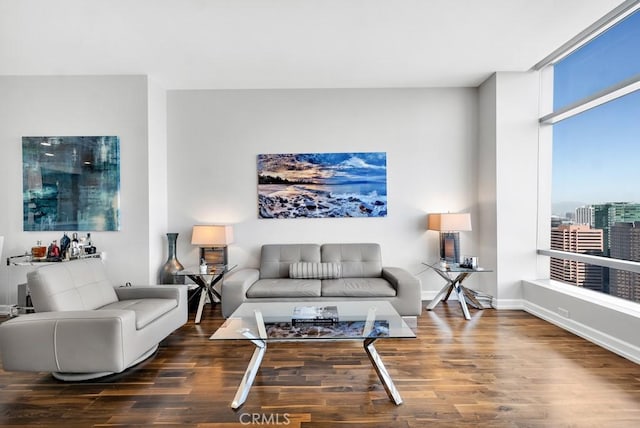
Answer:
246, 279, 322, 298
28, 258, 119, 312
321, 278, 397, 297
260, 244, 321, 279
321, 243, 383, 278
99, 298, 178, 330
289, 262, 341, 279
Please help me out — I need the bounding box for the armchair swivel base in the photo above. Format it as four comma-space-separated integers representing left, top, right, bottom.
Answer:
51, 344, 159, 381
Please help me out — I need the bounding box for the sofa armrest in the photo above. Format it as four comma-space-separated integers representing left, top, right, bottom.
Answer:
115, 284, 187, 302
0, 310, 137, 373
382, 267, 422, 315
221, 268, 260, 318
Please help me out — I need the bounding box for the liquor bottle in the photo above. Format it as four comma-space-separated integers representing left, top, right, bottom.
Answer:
71, 233, 80, 258
85, 233, 96, 254
60, 233, 71, 260
47, 240, 60, 260
31, 240, 47, 259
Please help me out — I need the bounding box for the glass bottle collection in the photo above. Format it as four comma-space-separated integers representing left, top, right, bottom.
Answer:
31, 232, 97, 261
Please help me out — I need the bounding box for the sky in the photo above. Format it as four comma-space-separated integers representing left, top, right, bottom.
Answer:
552, 9, 640, 212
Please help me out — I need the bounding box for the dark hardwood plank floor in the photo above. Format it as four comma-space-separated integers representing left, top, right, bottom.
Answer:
1, 302, 639, 427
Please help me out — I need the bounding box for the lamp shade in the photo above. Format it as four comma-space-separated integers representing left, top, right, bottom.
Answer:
427, 213, 472, 232
191, 225, 234, 246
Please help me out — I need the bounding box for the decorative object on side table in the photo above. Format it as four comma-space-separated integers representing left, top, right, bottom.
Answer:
460, 256, 478, 269
159, 232, 184, 284
31, 240, 47, 259
47, 240, 60, 260
191, 224, 234, 270
60, 232, 71, 259
427, 212, 472, 265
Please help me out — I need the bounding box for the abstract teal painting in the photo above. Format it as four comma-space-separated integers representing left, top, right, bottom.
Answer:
257, 152, 387, 218
22, 136, 121, 231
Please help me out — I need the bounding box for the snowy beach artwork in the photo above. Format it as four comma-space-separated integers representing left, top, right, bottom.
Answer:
257, 152, 387, 219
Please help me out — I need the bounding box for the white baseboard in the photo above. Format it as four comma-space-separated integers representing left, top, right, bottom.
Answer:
422, 291, 521, 310
523, 300, 640, 364
491, 298, 524, 310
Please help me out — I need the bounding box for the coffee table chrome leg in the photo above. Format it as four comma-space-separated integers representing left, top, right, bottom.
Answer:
231, 339, 266, 409
364, 338, 403, 405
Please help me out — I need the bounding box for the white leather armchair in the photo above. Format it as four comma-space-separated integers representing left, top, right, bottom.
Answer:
0, 258, 188, 380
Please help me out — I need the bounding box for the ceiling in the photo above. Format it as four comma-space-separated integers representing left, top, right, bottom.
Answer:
0, 0, 626, 90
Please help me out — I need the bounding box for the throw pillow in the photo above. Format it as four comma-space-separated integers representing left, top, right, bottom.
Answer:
289, 262, 342, 279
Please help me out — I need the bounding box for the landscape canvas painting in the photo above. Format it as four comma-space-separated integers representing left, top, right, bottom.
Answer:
257, 152, 387, 219
23, 136, 121, 231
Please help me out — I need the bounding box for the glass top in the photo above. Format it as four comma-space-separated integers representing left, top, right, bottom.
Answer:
174, 264, 236, 276
422, 261, 492, 273
210, 301, 416, 342
7, 253, 101, 266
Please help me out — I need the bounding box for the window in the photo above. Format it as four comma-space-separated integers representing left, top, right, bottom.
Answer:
539, 6, 640, 304
553, 10, 640, 110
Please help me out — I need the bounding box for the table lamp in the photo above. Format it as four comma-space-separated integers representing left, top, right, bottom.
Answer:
191, 225, 234, 270
427, 213, 471, 264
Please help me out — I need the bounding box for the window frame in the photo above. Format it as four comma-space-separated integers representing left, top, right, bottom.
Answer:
536, 1, 640, 292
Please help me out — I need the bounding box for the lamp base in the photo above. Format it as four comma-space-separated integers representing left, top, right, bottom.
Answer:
199, 246, 228, 271
439, 232, 460, 264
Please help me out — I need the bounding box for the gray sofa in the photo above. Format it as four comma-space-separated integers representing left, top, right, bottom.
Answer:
221, 243, 422, 317
0, 258, 188, 381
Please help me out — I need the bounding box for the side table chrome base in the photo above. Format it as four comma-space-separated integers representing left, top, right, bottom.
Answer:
185, 273, 223, 324
426, 281, 474, 320
425, 269, 479, 320
423, 263, 492, 320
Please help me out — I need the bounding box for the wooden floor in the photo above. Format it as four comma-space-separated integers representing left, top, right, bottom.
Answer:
1, 302, 639, 427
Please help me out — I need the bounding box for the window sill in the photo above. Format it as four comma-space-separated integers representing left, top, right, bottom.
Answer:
525, 278, 640, 318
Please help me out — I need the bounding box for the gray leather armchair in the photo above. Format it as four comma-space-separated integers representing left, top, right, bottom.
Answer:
0, 258, 187, 380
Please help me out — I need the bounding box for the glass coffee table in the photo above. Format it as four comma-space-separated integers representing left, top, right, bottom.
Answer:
210, 300, 416, 409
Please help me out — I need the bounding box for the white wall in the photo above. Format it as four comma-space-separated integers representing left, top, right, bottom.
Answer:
167, 88, 479, 294
147, 79, 169, 283
476, 71, 640, 363
477, 74, 498, 299
0, 75, 153, 304
0, 81, 481, 304
478, 72, 541, 307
